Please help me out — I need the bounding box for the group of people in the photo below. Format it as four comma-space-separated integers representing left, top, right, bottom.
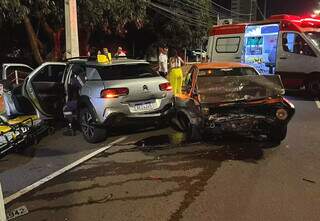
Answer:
158, 46, 185, 95
88, 46, 127, 63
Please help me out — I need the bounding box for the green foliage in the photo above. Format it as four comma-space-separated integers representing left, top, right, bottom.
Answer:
149, 0, 213, 48
0, 0, 148, 33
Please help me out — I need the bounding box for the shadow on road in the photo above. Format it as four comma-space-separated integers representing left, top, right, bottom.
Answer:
286, 90, 315, 101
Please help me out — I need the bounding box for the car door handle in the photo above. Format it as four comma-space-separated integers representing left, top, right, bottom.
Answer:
279, 57, 288, 60
234, 56, 241, 59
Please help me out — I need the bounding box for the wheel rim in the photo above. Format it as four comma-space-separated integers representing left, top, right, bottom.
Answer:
81, 111, 95, 138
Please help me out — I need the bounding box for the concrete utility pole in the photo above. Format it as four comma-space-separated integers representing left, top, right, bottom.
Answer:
65, 0, 79, 59
264, 0, 267, 18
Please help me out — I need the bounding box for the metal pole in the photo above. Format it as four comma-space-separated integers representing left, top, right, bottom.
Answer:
249, 0, 253, 22
65, 0, 79, 59
264, 0, 267, 18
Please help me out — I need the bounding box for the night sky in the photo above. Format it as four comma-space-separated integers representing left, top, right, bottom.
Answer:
215, 0, 318, 17
268, 0, 318, 16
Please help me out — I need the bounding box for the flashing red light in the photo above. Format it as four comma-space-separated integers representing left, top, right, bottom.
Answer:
159, 82, 172, 91
101, 88, 129, 98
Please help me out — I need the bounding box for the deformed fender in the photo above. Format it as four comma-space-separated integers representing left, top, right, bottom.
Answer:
174, 97, 202, 126
77, 95, 100, 123
176, 107, 201, 125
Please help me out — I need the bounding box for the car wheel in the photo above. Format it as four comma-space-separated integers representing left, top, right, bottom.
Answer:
178, 113, 201, 142
80, 107, 107, 143
307, 79, 320, 97
267, 125, 287, 143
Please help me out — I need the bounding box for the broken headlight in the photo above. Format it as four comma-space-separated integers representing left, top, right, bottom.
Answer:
276, 108, 288, 120
202, 107, 210, 115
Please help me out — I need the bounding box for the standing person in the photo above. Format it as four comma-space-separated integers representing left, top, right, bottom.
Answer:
169, 49, 185, 95
115, 46, 127, 58
158, 47, 168, 78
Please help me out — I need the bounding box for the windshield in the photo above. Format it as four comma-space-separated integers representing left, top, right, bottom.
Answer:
306, 32, 320, 50
198, 67, 259, 77
95, 63, 159, 80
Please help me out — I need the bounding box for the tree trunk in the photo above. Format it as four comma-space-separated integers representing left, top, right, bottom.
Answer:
23, 16, 43, 65
79, 29, 91, 56
53, 30, 63, 60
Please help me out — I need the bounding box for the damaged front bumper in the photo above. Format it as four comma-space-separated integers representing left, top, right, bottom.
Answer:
199, 100, 295, 134
204, 113, 275, 133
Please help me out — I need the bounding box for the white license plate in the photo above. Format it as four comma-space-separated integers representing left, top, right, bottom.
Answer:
133, 102, 155, 112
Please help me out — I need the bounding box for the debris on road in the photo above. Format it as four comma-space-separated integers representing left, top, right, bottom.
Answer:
302, 178, 316, 184
6, 205, 29, 220
149, 176, 162, 180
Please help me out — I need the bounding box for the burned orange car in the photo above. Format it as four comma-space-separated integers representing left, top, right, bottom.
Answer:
174, 62, 295, 143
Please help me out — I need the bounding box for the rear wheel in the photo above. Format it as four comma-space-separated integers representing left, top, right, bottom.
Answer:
307, 79, 320, 97
178, 113, 201, 142
267, 125, 287, 143
80, 107, 107, 143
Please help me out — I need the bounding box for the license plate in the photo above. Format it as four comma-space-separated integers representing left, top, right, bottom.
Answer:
133, 102, 155, 112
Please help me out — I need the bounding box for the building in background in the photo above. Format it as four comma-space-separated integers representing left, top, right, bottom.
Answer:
231, 0, 257, 23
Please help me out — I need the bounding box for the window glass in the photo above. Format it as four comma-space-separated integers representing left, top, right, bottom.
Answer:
282, 33, 316, 56
94, 63, 158, 81
6, 66, 32, 85
198, 67, 259, 77
33, 65, 65, 82
216, 37, 240, 53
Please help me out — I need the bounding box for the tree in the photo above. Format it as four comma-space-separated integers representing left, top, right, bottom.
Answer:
0, 0, 148, 64
147, 0, 214, 50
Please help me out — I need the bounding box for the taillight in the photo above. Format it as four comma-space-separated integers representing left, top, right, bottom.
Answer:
101, 88, 129, 98
159, 82, 172, 91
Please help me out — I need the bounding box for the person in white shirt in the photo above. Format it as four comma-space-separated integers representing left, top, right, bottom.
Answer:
158, 47, 168, 78
115, 46, 127, 58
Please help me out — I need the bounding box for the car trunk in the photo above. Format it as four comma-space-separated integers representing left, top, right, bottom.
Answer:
103, 77, 167, 103
197, 75, 285, 104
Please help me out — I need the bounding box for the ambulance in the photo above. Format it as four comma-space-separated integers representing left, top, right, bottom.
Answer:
207, 14, 320, 95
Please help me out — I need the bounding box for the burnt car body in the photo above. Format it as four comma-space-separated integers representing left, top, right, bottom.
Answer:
175, 62, 295, 143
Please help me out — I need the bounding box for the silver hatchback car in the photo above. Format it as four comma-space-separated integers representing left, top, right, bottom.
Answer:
3, 59, 174, 143
65, 58, 174, 142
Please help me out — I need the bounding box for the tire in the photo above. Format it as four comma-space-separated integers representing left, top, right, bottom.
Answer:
267, 125, 287, 143
79, 107, 107, 143
178, 113, 202, 142
307, 79, 320, 97
156, 116, 170, 129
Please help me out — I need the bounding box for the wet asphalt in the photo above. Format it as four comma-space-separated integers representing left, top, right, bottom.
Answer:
1, 92, 320, 221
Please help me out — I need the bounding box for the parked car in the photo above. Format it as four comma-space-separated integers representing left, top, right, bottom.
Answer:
0, 63, 33, 89
192, 49, 207, 59
174, 62, 295, 143
2, 59, 174, 143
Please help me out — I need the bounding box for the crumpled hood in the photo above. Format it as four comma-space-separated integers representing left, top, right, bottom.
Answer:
197, 75, 285, 104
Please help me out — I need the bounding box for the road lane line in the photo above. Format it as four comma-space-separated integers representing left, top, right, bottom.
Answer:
4, 136, 127, 205
0, 183, 7, 220
315, 98, 320, 109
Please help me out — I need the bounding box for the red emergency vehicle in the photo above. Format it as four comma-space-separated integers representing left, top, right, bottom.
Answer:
207, 14, 320, 95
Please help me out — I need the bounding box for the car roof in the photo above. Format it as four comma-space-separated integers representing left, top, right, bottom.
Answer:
194, 62, 251, 70
67, 58, 149, 67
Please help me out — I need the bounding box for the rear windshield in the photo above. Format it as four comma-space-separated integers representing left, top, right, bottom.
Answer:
198, 67, 259, 77
94, 63, 159, 80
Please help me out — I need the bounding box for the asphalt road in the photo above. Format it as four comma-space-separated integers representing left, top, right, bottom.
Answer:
1, 93, 320, 221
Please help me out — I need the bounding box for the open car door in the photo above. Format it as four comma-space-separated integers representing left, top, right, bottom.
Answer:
1, 63, 33, 90
23, 62, 66, 118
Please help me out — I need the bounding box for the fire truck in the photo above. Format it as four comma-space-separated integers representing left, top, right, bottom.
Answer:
207, 14, 320, 95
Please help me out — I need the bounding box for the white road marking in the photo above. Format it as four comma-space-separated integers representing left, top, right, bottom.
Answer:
0, 183, 7, 221
315, 98, 320, 109
4, 136, 127, 205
